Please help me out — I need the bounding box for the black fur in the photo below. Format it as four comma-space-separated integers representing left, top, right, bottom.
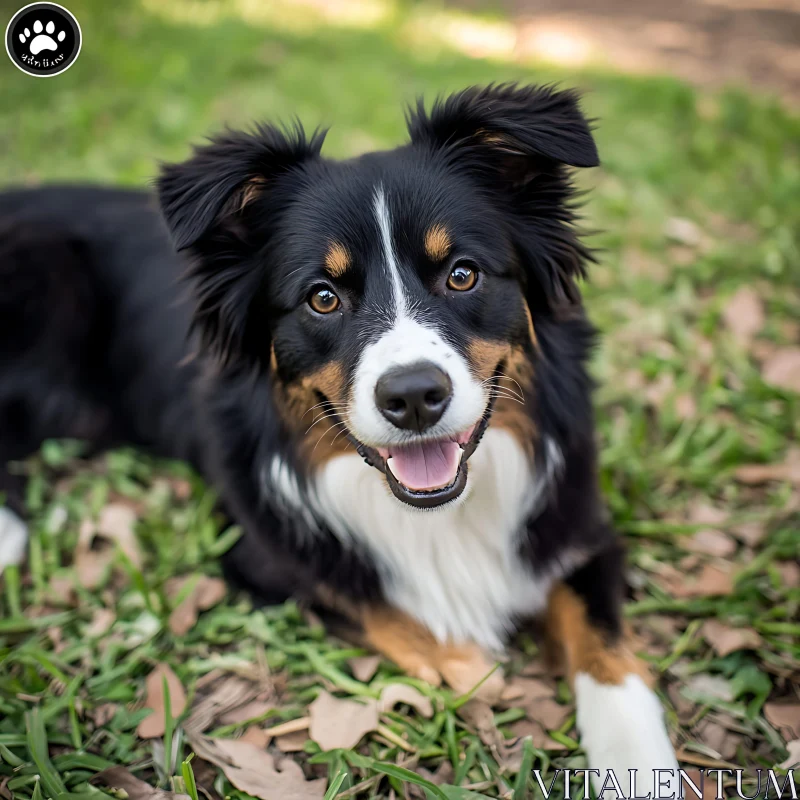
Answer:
1, 84, 619, 636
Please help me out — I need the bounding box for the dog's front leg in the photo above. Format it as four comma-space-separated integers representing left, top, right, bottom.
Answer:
544, 546, 679, 798
361, 605, 505, 702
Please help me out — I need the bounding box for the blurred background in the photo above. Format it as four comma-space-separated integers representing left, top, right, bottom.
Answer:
1, 0, 799, 796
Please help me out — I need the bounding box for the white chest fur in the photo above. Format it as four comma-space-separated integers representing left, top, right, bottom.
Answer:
307, 428, 559, 650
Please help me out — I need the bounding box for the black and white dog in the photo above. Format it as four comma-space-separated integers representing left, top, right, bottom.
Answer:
0, 84, 678, 790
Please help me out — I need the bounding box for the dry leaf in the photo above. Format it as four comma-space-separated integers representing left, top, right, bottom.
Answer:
682, 674, 734, 703
688, 502, 728, 527
764, 703, 800, 741
681, 769, 717, 800
779, 740, 800, 770
665, 217, 703, 247
348, 655, 381, 683
137, 663, 187, 739
729, 520, 767, 547
670, 563, 735, 598
219, 699, 273, 726
694, 718, 740, 760
93, 767, 190, 800
240, 726, 271, 748
379, 684, 433, 718
684, 529, 736, 558
168, 575, 227, 636
91, 703, 118, 727
74, 520, 115, 590
702, 620, 761, 657
777, 562, 800, 588
47, 574, 76, 605
722, 287, 764, 344
86, 608, 116, 638
509, 717, 567, 751
276, 731, 309, 752
97, 503, 143, 567
308, 691, 378, 751
186, 735, 325, 800
736, 447, 800, 485
674, 393, 697, 420
458, 699, 505, 750
185, 675, 260, 734
762, 348, 800, 393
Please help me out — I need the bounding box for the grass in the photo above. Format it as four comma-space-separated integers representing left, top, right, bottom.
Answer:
1, 0, 799, 798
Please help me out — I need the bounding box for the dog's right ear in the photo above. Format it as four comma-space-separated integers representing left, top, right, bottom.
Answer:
156, 123, 325, 367
157, 122, 325, 251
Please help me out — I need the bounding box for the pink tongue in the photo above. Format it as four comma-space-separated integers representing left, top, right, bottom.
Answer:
387, 440, 461, 491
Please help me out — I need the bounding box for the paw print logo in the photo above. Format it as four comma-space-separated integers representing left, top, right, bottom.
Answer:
5, 3, 81, 77
19, 19, 66, 55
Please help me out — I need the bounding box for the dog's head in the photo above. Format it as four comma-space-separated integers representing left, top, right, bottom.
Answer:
157, 84, 598, 509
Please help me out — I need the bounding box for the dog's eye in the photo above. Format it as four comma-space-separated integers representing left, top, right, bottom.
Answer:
446, 261, 478, 292
308, 287, 341, 314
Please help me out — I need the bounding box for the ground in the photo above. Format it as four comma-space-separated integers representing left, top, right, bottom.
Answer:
1, 1, 799, 798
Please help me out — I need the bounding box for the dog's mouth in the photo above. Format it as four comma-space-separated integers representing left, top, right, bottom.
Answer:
343, 374, 500, 509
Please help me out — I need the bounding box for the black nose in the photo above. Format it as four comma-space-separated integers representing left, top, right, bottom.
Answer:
375, 362, 453, 432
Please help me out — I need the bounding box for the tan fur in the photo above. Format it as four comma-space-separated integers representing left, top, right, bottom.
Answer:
238, 175, 267, 210
423, 224, 452, 262
274, 362, 355, 468
324, 242, 351, 278
544, 583, 651, 687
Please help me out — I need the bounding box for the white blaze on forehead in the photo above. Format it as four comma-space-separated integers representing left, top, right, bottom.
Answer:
346, 185, 485, 447
373, 186, 408, 317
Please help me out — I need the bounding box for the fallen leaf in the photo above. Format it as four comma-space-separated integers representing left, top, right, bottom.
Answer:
735, 447, 800, 485
670, 563, 735, 598
702, 621, 761, 657
47, 574, 76, 605
681, 769, 717, 800
379, 684, 434, 718
694, 718, 741, 760
762, 348, 800, 393
97, 503, 143, 568
665, 217, 703, 247
186, 735, 325, 800
682, 674, 734, 703
458, 699, 505, 751
276, 731, 309, 752
74, 520, 115, 590
91, 703, 118, 727
687, 502, 728, 527
308, 691, 378, 751
777, 562, 800, 588
729, 520, 767, 547
764, 703, 800, 741
779, 740, 800, 770
722, 287, 764, 344
93, 767, 190, 800
137, 663, 187, 739
219, 698, 273, 726
86, 608, 116, 638
674, 394, 697, 420
185, 675, 260, 734
348, 655, 381, 683
240, 726, 271, 748
684, 529, 736, 558
509, 718, 567, 751
168, 575, 227, 636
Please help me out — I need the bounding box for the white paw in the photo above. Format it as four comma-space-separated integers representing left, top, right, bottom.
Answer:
0, 507, 28, 573
18, 20, 66, 55
576, 672, 679, 798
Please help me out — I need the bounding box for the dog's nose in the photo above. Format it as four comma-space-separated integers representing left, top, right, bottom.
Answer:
375, 362, 453, 432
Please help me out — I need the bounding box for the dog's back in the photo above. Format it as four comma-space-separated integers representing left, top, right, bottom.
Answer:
0, 186, 200, 515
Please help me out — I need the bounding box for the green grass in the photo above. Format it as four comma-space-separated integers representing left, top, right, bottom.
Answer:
1, 1, 799, 798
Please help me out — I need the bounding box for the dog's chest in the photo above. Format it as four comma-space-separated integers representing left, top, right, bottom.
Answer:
311, 429, 554, 650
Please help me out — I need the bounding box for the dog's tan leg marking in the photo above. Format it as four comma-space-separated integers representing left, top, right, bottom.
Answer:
544, 583, 678, 796
361, 606, 504, 701
544, 583, 649, 686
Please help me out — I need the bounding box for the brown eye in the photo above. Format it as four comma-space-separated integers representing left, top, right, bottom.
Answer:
308, 287, 341, 314
446, 261, 478, 292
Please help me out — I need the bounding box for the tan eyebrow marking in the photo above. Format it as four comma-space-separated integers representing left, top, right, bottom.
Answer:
324, 241, 351, 277
424, 224, 452, 262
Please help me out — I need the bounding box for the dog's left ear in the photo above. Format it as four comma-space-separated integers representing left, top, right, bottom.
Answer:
408, 84, 598, 309
407, 83, 598, 187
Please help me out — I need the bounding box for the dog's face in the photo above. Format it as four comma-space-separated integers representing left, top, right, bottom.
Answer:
158, 85, 599, 509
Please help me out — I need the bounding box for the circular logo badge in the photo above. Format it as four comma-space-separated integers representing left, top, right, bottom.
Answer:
5, 3, 81, 77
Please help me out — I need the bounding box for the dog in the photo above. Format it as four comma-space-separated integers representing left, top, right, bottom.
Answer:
0, 84, 678, 792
